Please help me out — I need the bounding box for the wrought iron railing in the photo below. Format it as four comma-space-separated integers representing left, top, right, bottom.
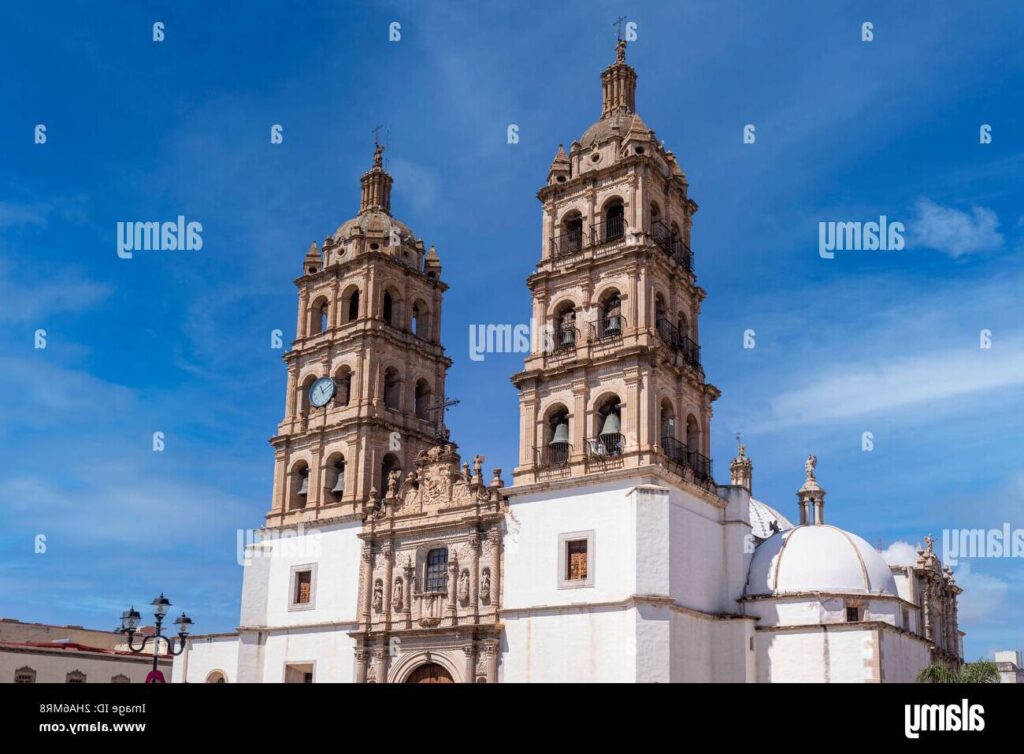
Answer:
550, 226, 585, 257
553, 326, 579, 351
588, 314, 625, 342
661, 436, 713, 483
651, 220, 694, 273
587, 433, 624, 457
536, 442, 571, 468
655, 317, 701, 369
591, 214, 625, 245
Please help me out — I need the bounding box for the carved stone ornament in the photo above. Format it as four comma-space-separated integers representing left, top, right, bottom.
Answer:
458, 569, 470, 603
372, 579, 384, 612
480, 568, 491, 602
392, 577, 404, 610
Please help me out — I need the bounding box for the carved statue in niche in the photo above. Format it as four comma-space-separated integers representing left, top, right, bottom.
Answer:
480, 568, 491, 602
372, 579, 383, 612
392, 577, 404, 610
458, 569, 470, 603
386, 469, 402, 499
472, 454, 484, 483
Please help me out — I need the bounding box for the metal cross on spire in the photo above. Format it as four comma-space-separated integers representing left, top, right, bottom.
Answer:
426, 395, 460, 441
613, 15, 627, 40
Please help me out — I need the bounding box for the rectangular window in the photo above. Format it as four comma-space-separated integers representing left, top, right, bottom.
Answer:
846, 605, 860, 622
425, 547, 448, 593
284, 663, 315, 684
558, 530, 595, 589
289, 563, 317, 610
567, 539, 588, 581
295, 570, 312, 604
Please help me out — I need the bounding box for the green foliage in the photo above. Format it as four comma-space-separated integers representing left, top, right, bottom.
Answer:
916, 659, 1000, 684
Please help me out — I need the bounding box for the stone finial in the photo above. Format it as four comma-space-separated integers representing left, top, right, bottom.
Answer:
600, 38, 637, 117
303, 241, 321, 274
797, 454, 826, 526
729, 442, 753, 494
616, 38, 627, 63
360, 144, 393, 214
548, 144, 571, 184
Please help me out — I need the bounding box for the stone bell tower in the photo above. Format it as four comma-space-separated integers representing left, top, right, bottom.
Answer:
511, 39, 720, 490
265, 145, 451, 527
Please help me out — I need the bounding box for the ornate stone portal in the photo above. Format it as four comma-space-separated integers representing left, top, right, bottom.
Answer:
352, 444, 507, 683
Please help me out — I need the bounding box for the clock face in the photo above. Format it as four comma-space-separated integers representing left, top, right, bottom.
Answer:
308, 377, 336, 408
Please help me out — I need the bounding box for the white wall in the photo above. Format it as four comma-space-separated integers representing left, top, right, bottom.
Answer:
502, 474, 749, 682
173, 635, 238, 683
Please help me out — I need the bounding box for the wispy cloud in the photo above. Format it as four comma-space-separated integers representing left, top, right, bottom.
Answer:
881, 540, 920, 567
910, 198, 1004, 258
0, 201, 50, 229
761, 337, 1024, 429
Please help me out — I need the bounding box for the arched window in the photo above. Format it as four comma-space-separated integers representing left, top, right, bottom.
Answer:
383, 291, 394, 326
380, 453, 401, 498
66, 670, 86, 684
291, 464, 309, 510
14, 667, 35, 684
344, 288, 360, 323
205, 671, 227, 684
383, 367, 401, 410
300, 375, 317, 414
686, 414, 700, 453
604, 199, 624, 242
334, 367, 352, 406
425, 547, 449, 593
412, 301, 429, 340
111, 674, 130, 683
319, 303, 329, 333
545, 404, 570, 466
560, 210, 584, 254
677, 311, 690, 341
415, 379, 431, 420
594, 396, 623, 456
325, 454, 346, 501
553, 301, 577, 350
655, 293, 667, 325
650, 201, 661, 223
600, 291, 623, 338
660, 399, 676, 443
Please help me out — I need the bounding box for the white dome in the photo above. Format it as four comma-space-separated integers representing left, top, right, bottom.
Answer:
748, 498, 794, 539
745, 524, 897, 597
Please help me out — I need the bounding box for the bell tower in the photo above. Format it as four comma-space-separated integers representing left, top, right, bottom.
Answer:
266, 145, 451, 527
511, 39, 719, 490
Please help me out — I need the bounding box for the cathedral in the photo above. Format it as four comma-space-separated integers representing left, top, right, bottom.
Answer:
172, 41, 963, 684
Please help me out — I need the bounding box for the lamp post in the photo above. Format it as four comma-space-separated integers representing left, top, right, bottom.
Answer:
120, 594, 193, 678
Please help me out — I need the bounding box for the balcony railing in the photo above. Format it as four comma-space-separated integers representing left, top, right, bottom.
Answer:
553, 326, 579, 351
588, 314, 625, 342
661, 436, 714, 483
591, 214, 625, 246
651, 220, 694, 274
536, 442, 571, 468
655, 317, 701, 370
550, 226, 585, 257
586, 433, 624, 457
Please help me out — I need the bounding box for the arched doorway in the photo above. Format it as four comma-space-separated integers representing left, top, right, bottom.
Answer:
405, 663, 454, 684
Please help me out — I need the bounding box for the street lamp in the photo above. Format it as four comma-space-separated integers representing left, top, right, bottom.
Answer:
120, 594, 193, 679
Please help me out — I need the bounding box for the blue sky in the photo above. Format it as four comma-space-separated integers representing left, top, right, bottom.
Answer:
2, 1, 1023, 660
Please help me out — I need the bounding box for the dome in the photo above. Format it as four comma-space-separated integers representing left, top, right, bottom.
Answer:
333, 209, 413, 243
748, 498, 793, 540
579, 111, 652, 150
745, 524, 897, 597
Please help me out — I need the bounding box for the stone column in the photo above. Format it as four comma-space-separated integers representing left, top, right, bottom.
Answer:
296, 288, 309, 339
382, 542, 394, 631
489, 530, 502, 613
360, 543, 374, 628
462, 643, 476, 684
469, 533, 481, 623
329, 280, 340, 329
403, 558, 414, 629
354, 647, 369, 684
484, 638, 500, 683
446, 554, 458, 626
285, 363, 299, 419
